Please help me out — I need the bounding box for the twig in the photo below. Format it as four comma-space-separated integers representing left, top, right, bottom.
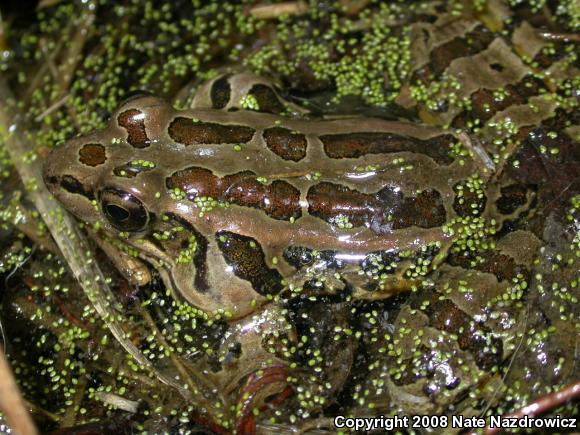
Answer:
55, 9, 95, 96
34, 94, 70, 122
22, 32, 66, 106
538, 31, 580, 42
0, 348, 40, 435
23, 399, 60, 423
39, 38, 61, 86
0, 315, 5, 353
249, 1, 309, 19
296, 417, 336, 434
457, 131, 495, 175
254, 421, 333, 434
479, 304, 530, 418
37, 0, 66, 9
0, 9, 6, 52
60, 375, 87, 427
482, 380, 580, 435
4, 246, 35, 292
95, 392, 139, 413
339, 0, 371, 16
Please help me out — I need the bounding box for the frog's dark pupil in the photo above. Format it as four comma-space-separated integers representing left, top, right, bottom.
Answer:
105, 204, 130, 222
100, 187, 149, 231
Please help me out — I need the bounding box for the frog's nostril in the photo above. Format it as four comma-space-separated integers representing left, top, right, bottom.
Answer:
44, 175, 59, 190
42, 151, 64, 190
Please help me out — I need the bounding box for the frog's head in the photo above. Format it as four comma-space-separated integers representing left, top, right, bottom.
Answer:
43, 95, 270, 319
43, 94, 172, 232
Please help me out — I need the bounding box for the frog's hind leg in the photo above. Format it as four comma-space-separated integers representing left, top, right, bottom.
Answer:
346, 240, 452, 301
179, 69, 310, 115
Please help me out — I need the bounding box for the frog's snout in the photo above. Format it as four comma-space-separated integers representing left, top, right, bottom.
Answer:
42, 138, 100, 213
42, 143, 69, 195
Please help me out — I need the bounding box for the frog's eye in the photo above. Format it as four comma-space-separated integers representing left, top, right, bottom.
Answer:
100, 187, 149, 232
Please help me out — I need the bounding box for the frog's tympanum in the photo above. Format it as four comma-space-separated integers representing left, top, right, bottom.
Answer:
42, 73, 523, 321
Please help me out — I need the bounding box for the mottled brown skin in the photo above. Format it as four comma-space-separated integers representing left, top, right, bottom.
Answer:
263, 127, 308, 161
168, 117, 256, 145
306, 182, 447, 231
495, 184, 529, 215
117, 109, 151, 148
43, 73, 501, 319
216, 231, 284, 296
167, 167, 302, 221
79, 144, 107, 167
320, 132, 456, 164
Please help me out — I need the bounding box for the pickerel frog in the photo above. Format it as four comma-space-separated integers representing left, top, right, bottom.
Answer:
43, 72, 518, 320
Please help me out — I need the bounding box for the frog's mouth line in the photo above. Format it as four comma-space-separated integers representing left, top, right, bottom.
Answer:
128, 239, 176, 275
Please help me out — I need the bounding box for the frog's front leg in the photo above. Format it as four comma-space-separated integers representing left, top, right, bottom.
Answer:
90, 230, 152, 287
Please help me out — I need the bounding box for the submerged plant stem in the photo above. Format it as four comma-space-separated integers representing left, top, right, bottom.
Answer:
0, 76, 192, 402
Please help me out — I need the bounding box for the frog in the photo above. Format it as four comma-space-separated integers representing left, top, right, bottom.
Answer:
42, 71, 527, 322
